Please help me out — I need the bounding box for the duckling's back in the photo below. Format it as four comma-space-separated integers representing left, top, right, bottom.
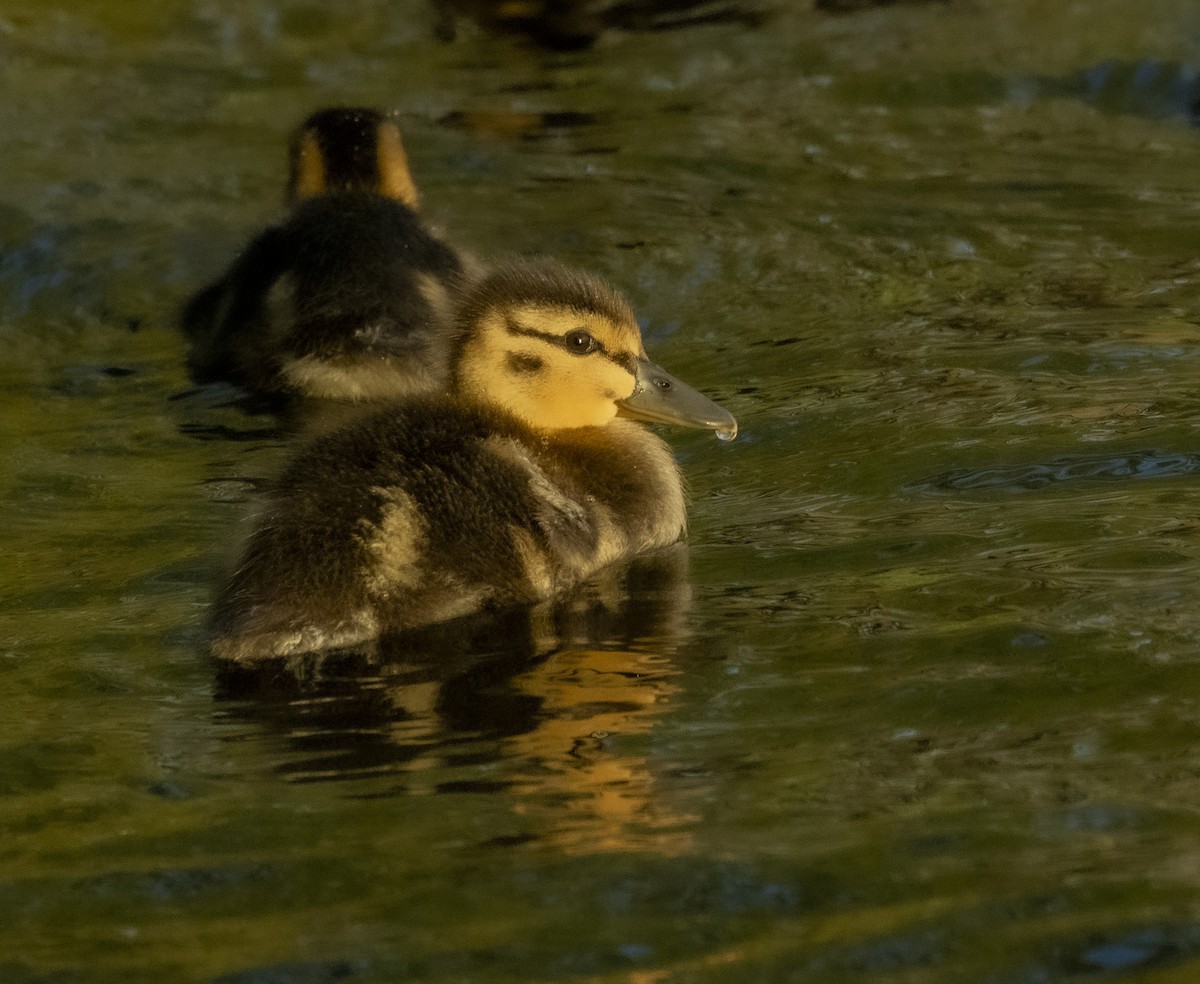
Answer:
181, 106, 471, 401
183, 193, 466, 399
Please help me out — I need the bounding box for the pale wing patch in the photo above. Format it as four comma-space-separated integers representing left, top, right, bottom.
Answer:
212, 610, 380, 663
263, 614, 380, 658
262, 273, 297, 348
509, 527, 553, 597
419, 583, 492, 625
588, 507, 627, 570
361, 488, 426, 596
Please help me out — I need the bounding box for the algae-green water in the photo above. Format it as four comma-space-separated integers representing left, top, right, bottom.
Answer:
5, 2, 1200, 981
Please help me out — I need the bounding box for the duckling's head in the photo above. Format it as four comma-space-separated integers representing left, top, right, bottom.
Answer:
287, 106, 419, 207
452, 260, 736, 438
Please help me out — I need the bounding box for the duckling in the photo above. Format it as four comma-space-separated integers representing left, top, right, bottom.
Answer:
210, 259, 736, 663
181, 107, 469, 401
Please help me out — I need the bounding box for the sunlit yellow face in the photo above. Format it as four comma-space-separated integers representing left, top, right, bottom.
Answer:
457, 301, 647, 431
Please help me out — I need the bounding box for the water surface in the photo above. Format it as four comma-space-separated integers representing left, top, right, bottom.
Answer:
5, 1, 1200, 981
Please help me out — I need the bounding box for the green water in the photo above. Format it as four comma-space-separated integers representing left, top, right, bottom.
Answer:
5, 1, 1200, 981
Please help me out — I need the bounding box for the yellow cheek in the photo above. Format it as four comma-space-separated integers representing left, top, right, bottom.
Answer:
588, 360, 636, 407
490, 357, 626, 430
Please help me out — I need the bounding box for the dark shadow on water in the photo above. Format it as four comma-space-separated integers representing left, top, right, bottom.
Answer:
1064, 59, 1200, 124
816, 0, 948, 10
431, 1, 1199, 125
169, 384, 291, 443
432, 0, 770, 50
908, 450, 1200, 495
211, 959, 366, 984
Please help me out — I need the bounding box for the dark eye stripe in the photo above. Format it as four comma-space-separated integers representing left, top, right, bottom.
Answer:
502, 317, 635, 373
610, 351, 637, 373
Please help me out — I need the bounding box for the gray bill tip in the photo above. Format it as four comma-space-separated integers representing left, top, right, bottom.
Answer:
617, 359, 737, 441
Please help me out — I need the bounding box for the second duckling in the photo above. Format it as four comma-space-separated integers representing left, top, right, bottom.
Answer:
182, 107, 469, 401
210, 259, 736, 663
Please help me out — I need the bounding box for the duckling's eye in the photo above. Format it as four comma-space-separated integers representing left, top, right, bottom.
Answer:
563, 330, 597, 356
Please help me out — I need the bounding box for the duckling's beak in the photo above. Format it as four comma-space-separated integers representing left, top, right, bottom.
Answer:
617, 359, 738, 440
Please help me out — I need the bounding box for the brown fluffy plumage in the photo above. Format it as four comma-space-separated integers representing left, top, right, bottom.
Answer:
210, 259, 734, 663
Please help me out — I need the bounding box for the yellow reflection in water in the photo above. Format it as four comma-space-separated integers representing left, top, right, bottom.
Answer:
506, 644, 695, 855
217, 547, 698, 855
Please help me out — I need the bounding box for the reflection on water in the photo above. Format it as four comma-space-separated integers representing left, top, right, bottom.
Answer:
216, 547, 694, 854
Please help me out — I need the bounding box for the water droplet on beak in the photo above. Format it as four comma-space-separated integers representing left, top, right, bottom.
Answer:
715, 422, 738, 442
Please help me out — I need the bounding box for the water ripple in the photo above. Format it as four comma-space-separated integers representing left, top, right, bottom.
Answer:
910, 450, 1200, 495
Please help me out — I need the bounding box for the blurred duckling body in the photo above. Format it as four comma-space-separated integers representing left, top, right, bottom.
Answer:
182, 107, 467, 401
211, 261, 736, 663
